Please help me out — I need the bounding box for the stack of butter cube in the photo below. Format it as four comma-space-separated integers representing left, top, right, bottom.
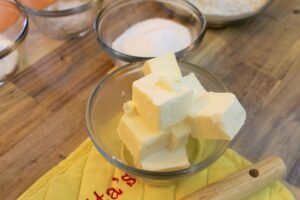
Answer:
117, 53, 246, 171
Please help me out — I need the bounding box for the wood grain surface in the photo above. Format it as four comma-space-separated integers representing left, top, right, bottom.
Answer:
0, 0, 300, 199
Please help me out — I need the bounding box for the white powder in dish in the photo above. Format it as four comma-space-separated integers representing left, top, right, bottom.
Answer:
0, 35, 18, 81
112, 18, 192, 58
47, 0, 87, 10
188, 0, 269, 16
45, 0, 93, 36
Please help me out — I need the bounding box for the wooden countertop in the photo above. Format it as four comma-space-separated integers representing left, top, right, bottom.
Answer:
1, 0, 300, 199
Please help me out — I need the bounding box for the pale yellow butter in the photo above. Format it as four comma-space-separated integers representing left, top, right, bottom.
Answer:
123, 101, 135, 115
143, 53, 182, 80
187, 92, 246, 140
117, 110, 169, 163
168, 121, 191, 151
118, 53, 246, 172
182, 73, 206, 93
181, 73, 207, 112
138, 146, 190, 171
132, 74, 193, 130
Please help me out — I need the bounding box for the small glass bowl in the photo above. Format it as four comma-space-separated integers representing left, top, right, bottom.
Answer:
16, 0, 103, 40
94, 0, 206, 66
0, 0, 28, 86
86, 62, 229, 185
187, 0, 273, 28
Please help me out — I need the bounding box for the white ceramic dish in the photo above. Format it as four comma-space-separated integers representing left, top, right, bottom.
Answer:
188, 0, 273, 28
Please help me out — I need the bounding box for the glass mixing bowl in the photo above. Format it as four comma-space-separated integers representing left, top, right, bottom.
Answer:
0, 0, 28, 86
86, 62, 229, 185
94, 0, 206, 66
16, 0, 103, 40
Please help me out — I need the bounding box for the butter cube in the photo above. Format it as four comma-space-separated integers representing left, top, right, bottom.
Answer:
187, 92, 246, 140
139, 147, 190, 171
168, 121, 191, 151
182, 73, 207, 114
155, 76, 175, 92
133, 74, 193, 130
123, 101, 135, 115
143, 53, 182, 80
182, 73, 206, 93
117, 111, 169, 162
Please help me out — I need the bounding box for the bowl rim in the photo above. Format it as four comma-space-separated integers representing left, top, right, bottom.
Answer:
0, 0, 28, 59
15, 0, 102, 17
86, 61, 230, 179
188, 0, 273, 28
94, 0, 207, 63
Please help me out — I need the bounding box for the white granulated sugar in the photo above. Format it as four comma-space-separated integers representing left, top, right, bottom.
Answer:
188, 0, 268, 16
112, 18, 192, 57
0, 35, 18, 81
45, 0, 93, 35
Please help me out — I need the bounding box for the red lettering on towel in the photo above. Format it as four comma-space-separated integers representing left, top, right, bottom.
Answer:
93, 192, 104, 200
106, 188, 123, 199
86, 172, 137, 200
112, 177, 119, 183
121, 173, 136, 187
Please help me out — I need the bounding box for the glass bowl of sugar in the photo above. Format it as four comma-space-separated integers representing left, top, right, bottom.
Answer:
16, 0, 103, 40
86, 61, 229, 185
94, 0, 206, 66
0, 0, 28, 86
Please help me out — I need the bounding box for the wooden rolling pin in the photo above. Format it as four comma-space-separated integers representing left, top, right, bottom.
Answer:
182, 156, 287, 200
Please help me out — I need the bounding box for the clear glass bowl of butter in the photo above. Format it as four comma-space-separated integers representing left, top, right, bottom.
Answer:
86, 61, 230, 185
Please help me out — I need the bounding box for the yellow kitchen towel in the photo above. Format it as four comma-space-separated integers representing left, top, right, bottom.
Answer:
18, 139, 295, 200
